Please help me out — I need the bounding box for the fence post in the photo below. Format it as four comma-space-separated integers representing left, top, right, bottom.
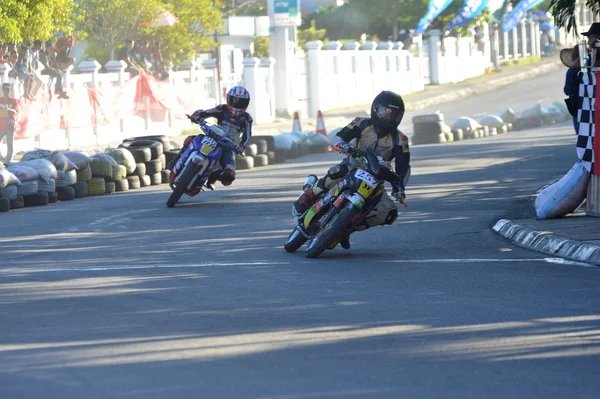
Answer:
260, 57, 276, 122
242, 57, 260, 123
491, 24, 501, 69
519, 21, 528, 58
425, 29, 442, 84
511, 27, 519, 60
105, 60, 127, 135
306, 40, 323, 118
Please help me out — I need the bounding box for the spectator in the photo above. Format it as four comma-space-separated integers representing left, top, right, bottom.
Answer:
117, 39, 141, 76
40, 41, 69, 99
561, 45, 580, 133
0, 44, 7, 64
9, 46, 35, 99
55, 35, 75, 71
0, 83, 18, 163
151, 41, 169, 80
133, 40, 151, 74
540, 32, 550, 56
7, 50, 17, 67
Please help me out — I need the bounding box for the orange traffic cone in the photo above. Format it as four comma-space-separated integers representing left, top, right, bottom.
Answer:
292, 111, 302, 132
316, 110, 333, 152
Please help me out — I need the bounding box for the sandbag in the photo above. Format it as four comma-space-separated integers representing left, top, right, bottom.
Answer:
541, 103, 567, 122
496, 108, 518, 123
308, 134, 330, 146
21, 150, 77, 171
552, 100, 570, 117
11, 159, 57, 183
104, 148, 136, 175
6, 165, 39, 182
274, 133, 297, 151
0, 168, 22, 188
520, 103, 543, 119
62, 151, 91, 170
478, 115, 505, 129
535, 161, 590, 220
90, 153, 117, 179
451, 117, 482, 131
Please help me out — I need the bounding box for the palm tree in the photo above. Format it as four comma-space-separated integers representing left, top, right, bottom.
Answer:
549, 0, 600, 34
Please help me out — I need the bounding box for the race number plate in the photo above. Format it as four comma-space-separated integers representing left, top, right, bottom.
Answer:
200, 138, 217, 155
355, 170, 377, 188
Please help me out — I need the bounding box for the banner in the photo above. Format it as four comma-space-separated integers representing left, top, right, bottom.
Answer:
14, 74, 189, 140
417, 0, 454, 34
447, 0, 489, 30
502, 0, 544, 32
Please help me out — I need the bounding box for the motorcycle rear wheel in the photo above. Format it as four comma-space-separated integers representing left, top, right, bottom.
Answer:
166, 164, 198, 208
284, 228, 308, 253
305, 202, 357, 259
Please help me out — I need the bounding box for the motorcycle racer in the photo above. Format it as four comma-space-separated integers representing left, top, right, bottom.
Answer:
293, 91, 411, 249
168, 86, 253, 193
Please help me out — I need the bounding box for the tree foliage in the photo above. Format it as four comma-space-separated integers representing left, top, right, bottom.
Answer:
0, 0, 78, 43
312, 0, 465, 41
549, 0, 600, 35
298, 21, 327, 49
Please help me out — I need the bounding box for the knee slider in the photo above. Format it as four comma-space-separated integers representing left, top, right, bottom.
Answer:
384, 208, 398, 225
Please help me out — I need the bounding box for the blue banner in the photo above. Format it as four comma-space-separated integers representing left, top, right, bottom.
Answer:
417, 0, 455, 34
502, 0, 544, 32
447, 0, 489, 30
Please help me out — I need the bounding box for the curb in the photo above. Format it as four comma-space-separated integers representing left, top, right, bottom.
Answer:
493, 219, 600, 266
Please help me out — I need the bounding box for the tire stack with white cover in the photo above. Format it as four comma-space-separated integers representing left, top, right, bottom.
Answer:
0, 164, 22, 212
63, 151, 92, 198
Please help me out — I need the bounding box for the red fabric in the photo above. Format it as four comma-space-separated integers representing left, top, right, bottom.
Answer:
13, 74, 193, 140
0, 97, 18, 131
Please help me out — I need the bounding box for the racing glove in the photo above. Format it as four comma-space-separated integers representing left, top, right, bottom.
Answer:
335, 140, 354, 155
190, 110, 204, 122
233, 144, 245, 155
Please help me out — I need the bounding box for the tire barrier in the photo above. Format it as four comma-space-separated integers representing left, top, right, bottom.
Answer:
149, 172, 162, 186
115, 178, 129, 192
161, 169, 171, 184
17, 180, 38, 196
37, 179, 56, 193
10, 195, 24, 209
76, 166, 92, 182
253, 154, 269, 167
3, 185, 17, 200
127, 175, 141, 189
72, 181, 89, 198
0, 197, 9, 212
24, 192, 49, 207
139, 175, 151, 187
145, 159, 162, 175
48, 191, 58, 203
56, 186, 75, 201
133, 162, 147, 178
105, 181, 116, 194
88, 177, 106, 196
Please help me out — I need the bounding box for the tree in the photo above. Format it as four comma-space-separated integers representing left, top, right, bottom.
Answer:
147, 0, 224, 67
549, 0, 600, 35
298, 21, 327, 49
0, 0, 78, 43
228, 0, 268, 16
313, 0, 464, 41
78, 0, 160, 60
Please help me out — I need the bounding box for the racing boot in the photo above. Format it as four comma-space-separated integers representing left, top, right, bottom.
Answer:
219, 168, 236, 186
205, 169, 221, 190
293, 175, 322, 217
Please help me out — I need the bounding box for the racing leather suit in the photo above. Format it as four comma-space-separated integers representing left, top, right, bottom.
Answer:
295, 117, 411, 228
190, 104, 253, 174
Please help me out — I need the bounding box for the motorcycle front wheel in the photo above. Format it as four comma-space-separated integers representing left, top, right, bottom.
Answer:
305, 202, 358, 259
166, 163, 198, 208
284, 228, 308, 253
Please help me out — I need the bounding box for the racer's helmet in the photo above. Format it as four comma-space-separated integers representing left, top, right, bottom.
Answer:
371, 91, 405, 137
227, 86, 251, 116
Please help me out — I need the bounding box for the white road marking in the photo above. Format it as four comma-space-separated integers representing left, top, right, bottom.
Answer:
0, 257, 595, 274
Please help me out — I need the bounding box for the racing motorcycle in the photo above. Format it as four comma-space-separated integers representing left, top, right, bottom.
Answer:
284, 147, 405, 258
166, 116, 236, 208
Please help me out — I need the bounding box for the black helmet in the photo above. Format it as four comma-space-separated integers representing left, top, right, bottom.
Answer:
371, 91, 405, 136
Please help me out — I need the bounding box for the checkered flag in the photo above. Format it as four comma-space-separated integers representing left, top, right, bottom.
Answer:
577, 72, 597, 173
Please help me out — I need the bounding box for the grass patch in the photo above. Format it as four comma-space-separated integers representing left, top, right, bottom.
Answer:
509, 55, 541, 67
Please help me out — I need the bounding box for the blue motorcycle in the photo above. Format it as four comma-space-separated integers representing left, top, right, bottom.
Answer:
166, 116, 235, 208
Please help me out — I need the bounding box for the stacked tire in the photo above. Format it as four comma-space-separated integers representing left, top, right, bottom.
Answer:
411, 113, 451, 145
239, 136, 274, 170
120, 136, 171, 187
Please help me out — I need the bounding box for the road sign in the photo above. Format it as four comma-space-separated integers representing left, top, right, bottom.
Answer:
273, 0, 301, 27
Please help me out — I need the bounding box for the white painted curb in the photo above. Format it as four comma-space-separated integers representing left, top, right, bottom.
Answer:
493, 219, 600, 266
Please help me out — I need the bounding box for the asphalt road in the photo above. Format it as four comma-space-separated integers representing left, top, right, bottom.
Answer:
1, 70, 599, 398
